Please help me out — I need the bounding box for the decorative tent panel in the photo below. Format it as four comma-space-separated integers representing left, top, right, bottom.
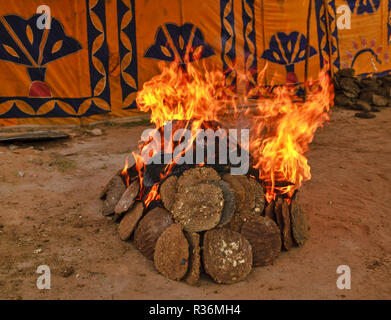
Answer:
0, 0, 389, 126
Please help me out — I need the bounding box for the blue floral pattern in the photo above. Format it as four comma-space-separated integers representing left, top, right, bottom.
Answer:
145, 23, 214, 63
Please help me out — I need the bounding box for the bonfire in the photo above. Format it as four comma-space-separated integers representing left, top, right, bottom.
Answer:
100, 58, 334, 285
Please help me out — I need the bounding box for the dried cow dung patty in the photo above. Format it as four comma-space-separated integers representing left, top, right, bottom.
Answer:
281, 199, 293, 250
224, 199, 263, 233
290, 192, 308, 246
99, 170, 122, 199
172, 183, 224, 233
203, 229, 252, 284
222, 174, 255, 213
241, 216, 281, 266
114, 179, 140, 220
226, 210, 264, 232
208, 180, 236, 227
274, 198, 293, 250
154, 223, 189, 281
160, 175, 178, 212
177, 167, 221, 192
133, 207, 173, 260
274, 197, 283, 230
236, 176, 256, 212
118, 201, 144, 241
101, 175, 126, 216
264, 200, 275, 220
248, 178, 266, 215
184, 232, 201, 286
222, 174, 245, 212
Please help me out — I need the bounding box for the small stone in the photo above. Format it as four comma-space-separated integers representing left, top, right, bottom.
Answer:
340, 78, 360, 98
354, 112, 376, 119
118, 202, 144, 241
359, 90, 374, 103
61, 266, 75, 278
334, 94, 354, 108
203, 228, 252, 284
90, 128, 103, 136
372, 94, 388, 107
336, 68, 355, 78
154, 223, 189, 281
371, 106, 380, 112
356, 100, 371, 112
9, 145, 18, 151
33, 248, 42, 254
360, 77, 381, 89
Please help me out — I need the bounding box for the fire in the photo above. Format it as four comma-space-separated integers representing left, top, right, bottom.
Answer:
136, 61, 235, 128
121, 156, 130, 186
123, 58, 333, 206
143, 183, 160, 207
249, 68, 334, 202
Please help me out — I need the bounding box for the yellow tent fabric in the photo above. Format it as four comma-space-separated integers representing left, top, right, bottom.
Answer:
0, 0, 390, 126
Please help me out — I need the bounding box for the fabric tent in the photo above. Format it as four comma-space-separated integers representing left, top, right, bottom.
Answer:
0, 0, 389, 126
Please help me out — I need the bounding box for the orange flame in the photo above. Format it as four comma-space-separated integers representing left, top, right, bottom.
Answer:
249, 68, 333, 202
136, 61, 236, 128
121, 155, 130, 187
144, 183, 160, 207
124, 59, 333, 205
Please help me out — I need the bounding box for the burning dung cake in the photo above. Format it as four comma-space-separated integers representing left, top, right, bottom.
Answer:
101, 162, 310, 285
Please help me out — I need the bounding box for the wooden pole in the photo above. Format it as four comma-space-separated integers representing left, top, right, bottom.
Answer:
322, 0, 334, 78
304, 0, 313, 100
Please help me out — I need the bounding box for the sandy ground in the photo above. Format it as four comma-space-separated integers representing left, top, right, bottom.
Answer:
0, 108, 390, 300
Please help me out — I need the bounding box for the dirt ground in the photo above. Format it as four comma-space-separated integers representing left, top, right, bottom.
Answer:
0, 108, 390, 300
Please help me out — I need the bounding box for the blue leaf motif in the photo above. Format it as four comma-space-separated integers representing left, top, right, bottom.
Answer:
144, 23, 215, 62
145, 26, 175, 62
261, 31, 317, 66
344, 0, 380, 15
41, 18, 82, 65
0, 14, 82, 66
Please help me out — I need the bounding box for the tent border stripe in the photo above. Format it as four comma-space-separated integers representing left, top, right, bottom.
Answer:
117, 0, 138, 110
